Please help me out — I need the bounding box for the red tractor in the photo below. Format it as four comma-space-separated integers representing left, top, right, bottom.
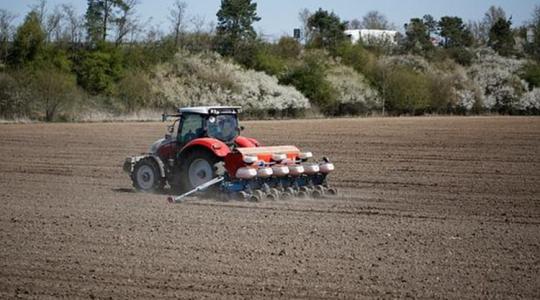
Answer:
123, 106, 336, 202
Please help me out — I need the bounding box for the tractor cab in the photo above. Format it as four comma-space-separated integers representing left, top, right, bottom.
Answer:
176, 106, 241, 146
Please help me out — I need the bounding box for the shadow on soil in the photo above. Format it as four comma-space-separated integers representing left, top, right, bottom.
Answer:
112, 187, 137, 193
111, 187, 176, 195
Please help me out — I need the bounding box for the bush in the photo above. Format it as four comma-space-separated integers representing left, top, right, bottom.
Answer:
521, 62, 540, 89
115, 71, 153, 112
75, 46, 124, 95
335, 42, 376, 77
446, 47, 474, 66
29, 69, 80, 121
179, 32, 216, 54
0, 71, 32, 118
326, 64, 381, 115
253, 49, 287, 76
382, 65, 431, 114
275, 37, 301, 59
280, 50, 337, 114
231, 40, 261, 69
428, 74, 455, 113
518, 88, 540, 112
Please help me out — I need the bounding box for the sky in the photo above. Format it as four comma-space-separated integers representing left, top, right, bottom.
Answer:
1, 0, 538, 40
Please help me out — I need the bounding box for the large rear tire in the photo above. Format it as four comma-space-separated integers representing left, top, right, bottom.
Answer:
131, 157, 165, 193
178, 149, 221, 193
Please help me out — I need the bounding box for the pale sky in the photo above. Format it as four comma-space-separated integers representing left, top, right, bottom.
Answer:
1, 0, 538, 40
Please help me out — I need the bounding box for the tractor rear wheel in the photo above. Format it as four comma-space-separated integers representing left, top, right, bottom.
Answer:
131, 157, 165, 193
178, 149, 221, 193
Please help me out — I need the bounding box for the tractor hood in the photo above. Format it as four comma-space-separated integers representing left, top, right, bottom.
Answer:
149, 137, 173, 154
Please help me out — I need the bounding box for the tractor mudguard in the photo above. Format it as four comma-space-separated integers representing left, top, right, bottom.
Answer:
235, 136, 260, 147
124, 154, 166, 178
179, 138, 231, 158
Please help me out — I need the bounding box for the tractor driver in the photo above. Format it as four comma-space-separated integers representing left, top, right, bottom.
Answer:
207, 115, 237, 142
220, 117, 236, 141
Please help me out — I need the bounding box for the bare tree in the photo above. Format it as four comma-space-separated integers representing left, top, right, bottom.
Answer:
144, 21, 164, 43
30, 0, 47, 26
206, 20, 216, 35
190, 15, 206, 34
169, 0, 187, 47
361, 11, 392, 30
61, 4, 83, 45
467, 20, 484, 45
469, 6, 508, 45
45, 5, 62, 42
0, 9, 16, 63
534, 5, 540, 22
103, 0, 113, 41
349, 18, 361, 29
114, 0, 139, 45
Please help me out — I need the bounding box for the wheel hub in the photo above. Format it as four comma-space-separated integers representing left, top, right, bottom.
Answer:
188, 158, 213, 187
136, 165, 155, 190
142, 172, 151, 182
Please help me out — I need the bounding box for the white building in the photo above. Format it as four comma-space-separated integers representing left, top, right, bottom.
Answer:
345, 29, 398, 45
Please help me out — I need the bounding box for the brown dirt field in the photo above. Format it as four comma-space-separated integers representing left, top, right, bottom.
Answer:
0, 116, 539, 299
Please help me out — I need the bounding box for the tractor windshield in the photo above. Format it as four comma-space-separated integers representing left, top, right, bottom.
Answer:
207, 114, 239, 143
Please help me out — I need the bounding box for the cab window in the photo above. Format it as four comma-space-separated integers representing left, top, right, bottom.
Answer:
207, 114, 239, 143
179, 114, 204, 144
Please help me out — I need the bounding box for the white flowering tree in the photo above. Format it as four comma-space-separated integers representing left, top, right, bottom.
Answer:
152, 51, 310, 114
467, 48, 528, 112
326, 64, 381, 114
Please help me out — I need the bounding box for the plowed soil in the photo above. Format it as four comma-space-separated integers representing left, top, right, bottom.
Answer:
1, 117, 539, 299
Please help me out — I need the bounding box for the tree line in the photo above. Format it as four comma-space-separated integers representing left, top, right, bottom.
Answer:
0, 0, 539, 121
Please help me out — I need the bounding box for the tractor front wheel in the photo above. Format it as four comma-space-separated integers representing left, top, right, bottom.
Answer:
131, 158, 165, 193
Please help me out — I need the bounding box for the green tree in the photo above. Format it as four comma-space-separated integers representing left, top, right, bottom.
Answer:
307, 9, 348, 52
10, 11, 45, 66
439, 16, 473, 48
422, 15, 438, 36
85, 0, 104, 44
403, 18, 433, 54
488, 18, 515, 56
215, 0, 261, 57
85, 0, 127, 45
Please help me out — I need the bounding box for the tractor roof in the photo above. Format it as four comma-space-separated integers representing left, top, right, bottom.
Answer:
178, 106, 241, 115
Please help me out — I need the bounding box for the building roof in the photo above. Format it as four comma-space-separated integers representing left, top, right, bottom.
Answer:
178, 106, 242, 115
